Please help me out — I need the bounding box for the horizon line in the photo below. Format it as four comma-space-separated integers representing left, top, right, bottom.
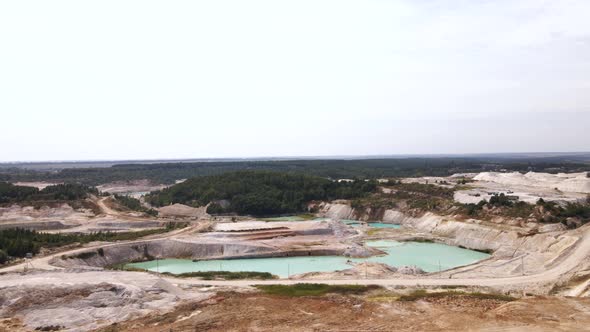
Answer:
2, 151, 590, 165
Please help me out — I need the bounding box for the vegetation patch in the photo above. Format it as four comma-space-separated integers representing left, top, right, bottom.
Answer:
366, 228, 382, 236
0, 182, 98, 204
260, 214, 325, 222
354, 181, 457, 216
255, 284, 381, 297
63, 251, 98, 260
458, 245, 493, 254
397, 289, 515, 302
459, 195, 590, 227
107, 264, 277, 280
7, 157, 590, 186
164, 271, 277, 280
385, 182, 456, 199
536, 197, 590, 227
408, 238, 435, 243
146, 171, 376, 216
108, 263, 148, 272
113, 195, 158, 216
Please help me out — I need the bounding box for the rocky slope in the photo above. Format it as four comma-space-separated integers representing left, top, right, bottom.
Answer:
0, 270, 212, 332
319, 203, 582, 278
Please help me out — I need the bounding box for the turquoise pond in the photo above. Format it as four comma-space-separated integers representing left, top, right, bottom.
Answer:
258, 217, 400, 228
259, 216, 308, 221
339, 220, 400, 228
258, 217, 399, 228
127, 240, 489, 278
367, 222, 401, 229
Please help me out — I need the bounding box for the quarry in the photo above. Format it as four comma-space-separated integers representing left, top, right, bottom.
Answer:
4, 0, 590, 329
1, 170, 590, 331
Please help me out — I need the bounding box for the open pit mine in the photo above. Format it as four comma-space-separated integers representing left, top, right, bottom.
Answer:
2, 170, 590, 331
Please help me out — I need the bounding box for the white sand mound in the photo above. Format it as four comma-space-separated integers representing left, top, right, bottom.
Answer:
473, 172, 590, 193
96, 179, 167, 194
158, 203, 209, 218
13, 182, 62, 190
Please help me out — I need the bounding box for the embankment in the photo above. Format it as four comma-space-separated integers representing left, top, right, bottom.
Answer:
50, 238, 347, 269
319, 203, 580, 272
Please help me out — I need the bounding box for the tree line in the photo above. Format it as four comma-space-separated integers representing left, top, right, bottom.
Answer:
146, 171, 377, 216
114, 194, 158, 216
0, 182, 98, 204
4, 157, 588, 186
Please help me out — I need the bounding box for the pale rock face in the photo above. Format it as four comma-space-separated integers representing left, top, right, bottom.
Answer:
318, 203, 355, 220
343, 244, 374, 258
397, 265, 425, 275
538, 223, 567, 233
321, 203, 579, 276
473, 172, 590, 193
0, 273, 211, 332
157, 203, 209, 218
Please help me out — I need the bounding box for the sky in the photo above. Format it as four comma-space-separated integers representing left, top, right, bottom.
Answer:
1, 0, 589, 162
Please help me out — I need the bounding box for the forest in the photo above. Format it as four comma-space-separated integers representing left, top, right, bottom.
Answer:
113, 194, 158, 216
146, 171, 377, 216
0, 182, 98, 204
2, 156, 589, 186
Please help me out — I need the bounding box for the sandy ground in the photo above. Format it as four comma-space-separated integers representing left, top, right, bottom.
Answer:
0, 204, 95, 230
95, 180, 167, 195
454, 182, 587, 205
0, 197, 166, 233
474, 172, 590, 194
157, 203, 209, 219
91, 291, 590, 332
451, 172, 590, 204
0, 271, 214, 331
399, 171, 590, 204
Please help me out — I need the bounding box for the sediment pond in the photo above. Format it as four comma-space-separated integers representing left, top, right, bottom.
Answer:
338, 220, 400, 228
259, 217, 401, 228
128, 240, 489, 278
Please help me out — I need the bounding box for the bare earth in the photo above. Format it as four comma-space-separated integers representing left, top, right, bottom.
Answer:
93, 292, 590, 332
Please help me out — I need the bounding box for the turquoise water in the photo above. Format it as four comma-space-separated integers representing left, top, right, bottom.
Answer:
259, 216, 330, 222
339, 220, 400, 228
260, 216, 306, 221
340, 219, 361, 226
367, 222, 401, 229
128, 240, 489, 278
256, 217, 399, 229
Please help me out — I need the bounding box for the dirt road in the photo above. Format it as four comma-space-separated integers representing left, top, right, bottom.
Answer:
96, 196, 120, 216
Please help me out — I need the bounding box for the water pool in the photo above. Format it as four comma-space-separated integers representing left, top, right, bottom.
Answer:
340, 219, 361, 226
128, 240, 489, 278
339, 220, 400, 228
259, 216, 306, 221
367, 222, 401, 229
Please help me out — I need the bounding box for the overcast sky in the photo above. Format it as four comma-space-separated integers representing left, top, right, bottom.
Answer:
1, 0, 589, 161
